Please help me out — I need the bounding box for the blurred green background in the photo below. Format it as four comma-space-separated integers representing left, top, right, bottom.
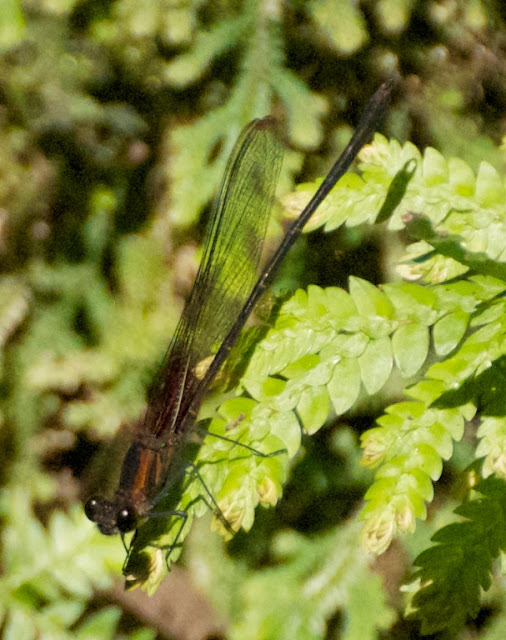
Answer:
0, 0, 505, 638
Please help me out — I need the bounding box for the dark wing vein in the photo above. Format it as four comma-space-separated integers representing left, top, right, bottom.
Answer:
143, 117, 283, 438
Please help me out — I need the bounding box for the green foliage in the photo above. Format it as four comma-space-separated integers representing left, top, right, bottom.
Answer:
230, 521, 395, 640
22, 217, 179, 439
0, 0, 25, 51
0, 492, 125, 639
2, 1, 506, 638
405, 476, 506, 635
4, 127, 506, 636
185, 515, 395, 640
160, 0, 328, 226
122, 131, 506, 637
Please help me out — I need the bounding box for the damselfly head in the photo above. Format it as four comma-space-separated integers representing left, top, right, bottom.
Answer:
85, 495, 139, 535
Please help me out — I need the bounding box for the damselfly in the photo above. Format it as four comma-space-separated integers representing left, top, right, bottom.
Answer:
85, 81, 394, 553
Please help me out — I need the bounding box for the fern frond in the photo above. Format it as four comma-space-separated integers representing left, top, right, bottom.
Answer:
229, 520, 395, 640
361, 276, 506, 553
122, 133, 506, 592
0, 488, 124, 639
166, 0, 327, 225
405, 476, 506, 635
126, 271, 504, 586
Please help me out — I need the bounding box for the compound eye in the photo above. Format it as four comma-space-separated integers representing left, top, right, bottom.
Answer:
84, 496, 103, 522
116, 507, 137, 533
